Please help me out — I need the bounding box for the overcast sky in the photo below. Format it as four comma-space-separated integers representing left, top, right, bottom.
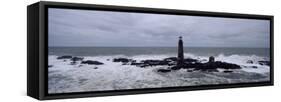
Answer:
48, 8, 270, 48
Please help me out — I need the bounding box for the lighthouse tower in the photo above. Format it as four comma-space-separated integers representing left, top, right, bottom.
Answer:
177, 36, 184, 66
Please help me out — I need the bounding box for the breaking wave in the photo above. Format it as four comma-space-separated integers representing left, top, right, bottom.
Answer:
48, 53, 270, 94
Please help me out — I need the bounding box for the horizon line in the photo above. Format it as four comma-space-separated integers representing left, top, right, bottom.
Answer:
48, 46, 270, 49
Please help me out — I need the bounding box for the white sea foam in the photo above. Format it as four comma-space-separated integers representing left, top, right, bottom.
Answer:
48, 54, 270, 94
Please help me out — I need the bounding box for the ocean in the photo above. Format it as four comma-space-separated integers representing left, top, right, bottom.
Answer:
49, 47, 270, 57
48, 47, 270, 94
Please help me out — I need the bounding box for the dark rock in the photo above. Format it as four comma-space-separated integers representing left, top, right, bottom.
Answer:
181, 62, 204, 69
163, 57, 178, 62
200, 59, 208, 62
129, 57, 241, 71
187, 69, 193, 72
71, 57, 84, 61
70, 61, 77, 65
183, 61, 239, 70
157, 69, 171, 73
132, 60, 137, 63
113, 58, 131, 63
204, 69, 219, 72
171, 66, 181, 70
223, 70, 233, 73
182, 61, 241, 70
258, 61, 270, 66
211, 61, 241, 69
81, 60, 104, 65
106, 59, 110, 61
247, 60, 254, 64
194, 67, 219, 72
131, 62, 149, 68
48, 65, 53, 68
70, 57, 83, 65
139, 64, 149, 68
251, 66, 258, 68
93, 67, 98, 69
141, 60, 169, 66
168, 62, 176, 66
184, 58, 198, 63
57, 55, 72, 59
131, 62, 142, 65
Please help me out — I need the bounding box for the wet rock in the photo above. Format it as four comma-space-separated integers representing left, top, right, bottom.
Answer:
171, 66, 181, 70
200, 59, 208, 62
168, 62, 176, 66
184, 58, 198, 63
141, 60, 169, 66
181, 61, 241, 70
139, 64, 149, 68
130, 59, 170, 67
131, 62, 142, 66
247, 60, 254, 64
258, 61, 270, 66
70, 61, 77, 65
250, 66, 258, 68
71, 57, 84, 61
70, 57, 83, 65
210, 61, 241, 69
181, 62, 203, 69
195, 68, 219, 72
223, 70, 233, 73
206, 69, 219, 72
129, 57, 241, 71
81, 60, 104, 65
113, 58, 131, 63
163, 57, 178, 62
157, 69, 171, 73
57, 55, 72, 59
187, 69, 193, 72
187, 61, 239, 70
132, 60, 137, 63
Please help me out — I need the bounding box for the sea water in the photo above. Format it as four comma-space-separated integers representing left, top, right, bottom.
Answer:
48, 47, 270, 94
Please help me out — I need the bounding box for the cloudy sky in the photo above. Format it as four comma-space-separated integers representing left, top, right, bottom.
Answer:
48, 8, 270, 48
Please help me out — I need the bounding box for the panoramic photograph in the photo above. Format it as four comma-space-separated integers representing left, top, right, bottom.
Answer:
48, 8, 271, 94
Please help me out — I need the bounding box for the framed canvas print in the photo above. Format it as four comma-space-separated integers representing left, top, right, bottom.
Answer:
27, 1, 274, 100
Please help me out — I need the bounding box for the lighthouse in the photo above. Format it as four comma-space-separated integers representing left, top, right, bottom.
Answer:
177, 36, 184, 66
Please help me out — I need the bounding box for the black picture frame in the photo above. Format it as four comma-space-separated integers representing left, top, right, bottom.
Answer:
27, 1, 274, 100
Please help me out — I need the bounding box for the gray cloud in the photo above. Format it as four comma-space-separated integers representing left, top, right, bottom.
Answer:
48, 8, 270, 48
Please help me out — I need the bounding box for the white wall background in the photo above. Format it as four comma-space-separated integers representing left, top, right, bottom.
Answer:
0, 0, 279, 101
